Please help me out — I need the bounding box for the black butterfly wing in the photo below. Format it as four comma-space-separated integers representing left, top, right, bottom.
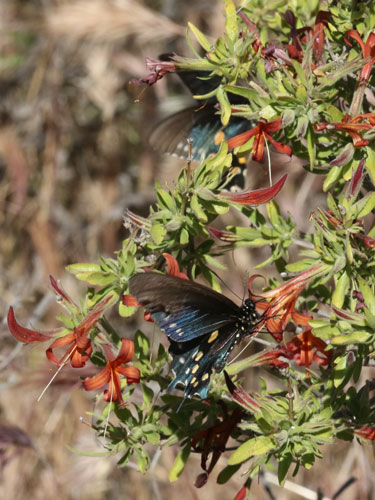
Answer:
129, 273, 240, 341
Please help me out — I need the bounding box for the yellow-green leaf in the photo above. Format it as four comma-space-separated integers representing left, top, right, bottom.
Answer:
332, 272, 349, 308
228, 436, 275, 465
225, 0, 238, 42
188, 22, 211, 52
169, 446, 190, 482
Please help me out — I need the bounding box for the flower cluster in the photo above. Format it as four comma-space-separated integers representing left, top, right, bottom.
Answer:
8, 276, 140, 403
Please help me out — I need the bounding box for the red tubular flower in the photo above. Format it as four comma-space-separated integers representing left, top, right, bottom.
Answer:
355, 427, 375, 440
345, 31, 375, 84
227, 118, 292, 163
83, 339, 140, 402
8, 294, 113, 368
218, 174, 287, 205
314, 113, 375, 147
345, 31, 375, 114
122, 253, 188, 317
249, 265, 326, 341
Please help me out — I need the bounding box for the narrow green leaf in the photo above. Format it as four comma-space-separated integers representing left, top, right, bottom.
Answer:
331, 330, 371, 344
323, 166, 341, 191
278, 453, 293, 485
358, 278, 375, 316
169, 445, 191, 481
191, 193, 208, 222
188, 22, 212, 52
332, 272, 349, 308
228, 436, 275, 465
217, 86, 231, 126
225, 0, 238, 42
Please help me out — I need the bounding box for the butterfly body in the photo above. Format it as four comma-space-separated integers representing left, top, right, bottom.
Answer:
129, 273, 260, 400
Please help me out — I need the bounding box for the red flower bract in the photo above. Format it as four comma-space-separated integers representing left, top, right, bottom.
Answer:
83, 338, 140, 402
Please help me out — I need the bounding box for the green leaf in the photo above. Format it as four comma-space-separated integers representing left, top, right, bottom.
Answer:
191, 193, 208, 222
225, 0, 238, 42
332, 272, 349, 308
353, 192, 375, 218
135, 447, 149, 473
278, 453, 293, 485
228, 436, 275, 465
306, 125, 315, 168
169, 445, 191, 481
67, 263, 101, 274
323, 166, 341, 191
145, 432, 160, 445
217, 464, 241, 484
217, 86, 231, 126
365, 146, 375, 186
141, 384, 154, 405
331, 330, 371, 344
118, 301, 137, 318
180, 228, 190, 245
358, 277, 375, 316
156, 187, 176, 211
188, 22, 212, 52
151, 223, 167, 244
134, 330, 150, 358
333, 355, 347, 388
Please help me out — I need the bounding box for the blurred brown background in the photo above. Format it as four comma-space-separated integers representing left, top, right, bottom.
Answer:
0, 1, 373, 499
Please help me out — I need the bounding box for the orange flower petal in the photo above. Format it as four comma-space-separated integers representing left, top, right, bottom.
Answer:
83, 365, 111, 391
117, 365, 141, 383
162, 253, 189, 279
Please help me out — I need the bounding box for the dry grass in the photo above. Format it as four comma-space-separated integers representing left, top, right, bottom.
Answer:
1, 1, 374, 499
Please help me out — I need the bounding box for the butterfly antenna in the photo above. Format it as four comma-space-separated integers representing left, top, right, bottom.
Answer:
209, 269, 243, 301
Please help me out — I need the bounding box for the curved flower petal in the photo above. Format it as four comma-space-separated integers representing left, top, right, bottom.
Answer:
117, 365, 141, 384
7, 307, 55, 343
114, 338, 135, 366
218, 175, 287, 205
122, 294, 141, 307
163, 253, 189, 279
83, 366, 111, 392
